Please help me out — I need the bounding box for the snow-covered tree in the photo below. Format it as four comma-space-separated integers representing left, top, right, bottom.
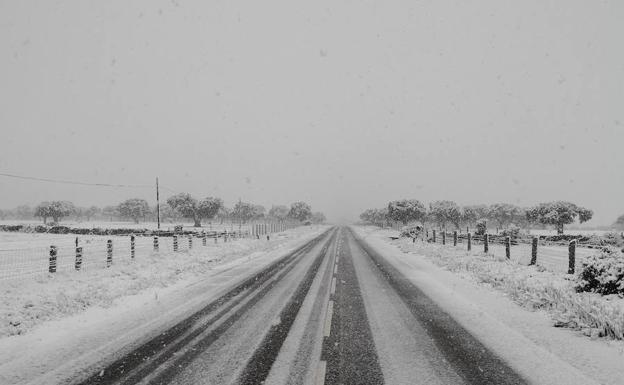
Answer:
429, 200, 462, 229
118, 198, 150, 224
34, 201, 75, 224
102, 205, 119, 222
526, 201, 593, 234
360, 208, 388, 226
268, 205, 289, 221
84, 206, 100, 221
387, 199, 427, 225
488, 203, 524, 229
198, 197, 223, 224
166, 193, 223, 227
233, 202, 255, 224
251, 204, 266, 220
288, 201, 312, 222
461, 204, 489, 227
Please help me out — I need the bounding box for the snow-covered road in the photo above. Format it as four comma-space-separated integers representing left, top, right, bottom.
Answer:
2, 225, 622, 384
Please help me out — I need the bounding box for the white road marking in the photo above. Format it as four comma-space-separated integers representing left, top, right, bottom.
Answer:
315, 360, 327, 385
330, 277, 336, 295
323, 300, 334, 337
334, 264, 338, 275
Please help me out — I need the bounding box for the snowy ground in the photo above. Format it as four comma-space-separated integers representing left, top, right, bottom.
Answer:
455, 237, 596, 274
529, 229, 620, 236
352, 226, 624, 385
0, 225, 328, 385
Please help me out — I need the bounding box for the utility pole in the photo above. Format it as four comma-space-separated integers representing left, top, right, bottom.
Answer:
156, 177, 160, 230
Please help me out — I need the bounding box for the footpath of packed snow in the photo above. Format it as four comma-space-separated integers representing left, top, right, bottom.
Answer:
352, 226, 624, 385
0, 225, 329, 385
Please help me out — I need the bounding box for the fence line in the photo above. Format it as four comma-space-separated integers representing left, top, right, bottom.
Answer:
414, 230, 598, 275
0, 221, 299, 282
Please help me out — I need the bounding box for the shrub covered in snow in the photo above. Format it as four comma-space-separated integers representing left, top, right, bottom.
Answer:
602, 232, 624, 247
500, 224, 521, 239
576, 249, 624, 295
400, 224, 423, 238
475, 219, 487, 235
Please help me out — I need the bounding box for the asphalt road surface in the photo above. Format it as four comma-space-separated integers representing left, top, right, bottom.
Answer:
78, 227, 528, 385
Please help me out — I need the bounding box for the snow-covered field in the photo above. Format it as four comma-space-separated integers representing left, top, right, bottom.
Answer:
528, 229, 620, 236
352, 226, 624, 385
0, 225, 327, 337
0, 231, 234, 281
459, 238, 596, 274
0, 218, 293, 281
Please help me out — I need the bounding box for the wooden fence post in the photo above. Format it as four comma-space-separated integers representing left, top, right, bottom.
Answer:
433, 230, 436, 243
173, 235, 178, 252
75, 246, 83, 270
48, 246, 57, 273
467, 233, 472, 251
568, 240, 576, 274
505, 236, 511, 259
484, 233, 489, 253
130, 235, 135, 259
153, 236, 159, 252
107, 240, 113, 267
530, 237, 538, 265
188, 235, 193, 249
202, 231, 207, 246
453, 231, 458, 246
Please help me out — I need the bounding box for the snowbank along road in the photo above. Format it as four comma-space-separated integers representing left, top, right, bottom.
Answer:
73, 226, 529, 385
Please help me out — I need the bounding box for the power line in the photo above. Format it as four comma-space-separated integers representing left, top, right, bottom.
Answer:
159, 185, 179, 194
0, 172, 153, 188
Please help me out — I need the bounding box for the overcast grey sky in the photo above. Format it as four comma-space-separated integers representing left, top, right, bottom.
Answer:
1, 0, 622, 224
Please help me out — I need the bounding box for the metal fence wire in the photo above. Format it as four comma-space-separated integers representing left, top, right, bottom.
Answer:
420, 230, 598, 274
0, 229, 260, 282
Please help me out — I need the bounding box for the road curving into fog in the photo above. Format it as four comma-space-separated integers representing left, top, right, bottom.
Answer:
76, 226, 528, 385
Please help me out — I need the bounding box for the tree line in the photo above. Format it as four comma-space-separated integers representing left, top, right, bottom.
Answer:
360, 200, 596, 234
0, 195, 326, 227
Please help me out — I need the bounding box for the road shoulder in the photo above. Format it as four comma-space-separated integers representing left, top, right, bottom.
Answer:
351, 226, 624, 385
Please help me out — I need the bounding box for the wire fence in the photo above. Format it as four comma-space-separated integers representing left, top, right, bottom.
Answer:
418, 229, 601, 274
0, 222, 296, 282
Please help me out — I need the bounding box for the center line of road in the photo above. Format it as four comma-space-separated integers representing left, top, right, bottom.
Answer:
323, 300, 334, 337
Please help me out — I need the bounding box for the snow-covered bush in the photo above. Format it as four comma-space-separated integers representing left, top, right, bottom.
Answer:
602, 232, 624, 247
500, 224, 520, 239
576, 249, 624, 295
400, 224, 423, 238
475, 219, 487, 235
